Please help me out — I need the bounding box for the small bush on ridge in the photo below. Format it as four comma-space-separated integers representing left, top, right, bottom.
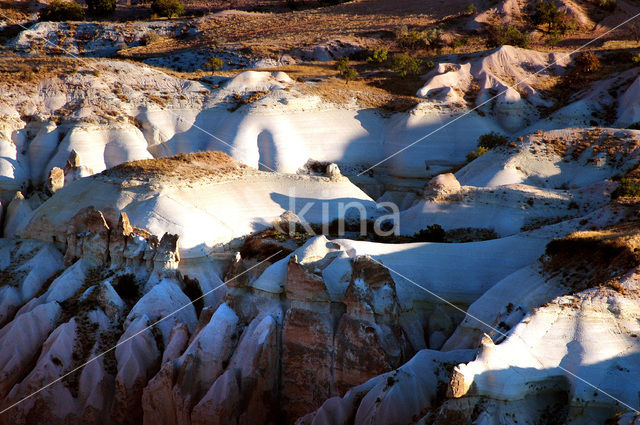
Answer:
151, 0, 185, 17
573, 51, 601, 73
86, 0, 116, 16
478, 132, 508, 149
367, 48, 388, 64
205, 56, 225, 71
466, 146, 490, 162
413, 224, 446, 242
335, 57, 358, 84
486, 23, 529, 48
598, 0, 617, 12
611, 178, 640, 199
39, 0, 85, 21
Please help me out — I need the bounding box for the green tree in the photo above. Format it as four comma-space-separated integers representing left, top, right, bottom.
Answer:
335, 56, 350, 72
389, 53, 423, 77
342, 68, 357, 84
366, 48, 388, 65
534, 1, 561, 32
205, 57, 225, 71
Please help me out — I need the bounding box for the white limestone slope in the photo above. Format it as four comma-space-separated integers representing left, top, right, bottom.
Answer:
446, 286, 640, 424
19, 158, 383, 257
333, 234, 551, 308
7, 46, 639, 193
456, 128, 640, 188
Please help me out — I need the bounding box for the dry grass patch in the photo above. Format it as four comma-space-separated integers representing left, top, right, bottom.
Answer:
103, 151, 250, 182
532, 128, 640, 167
543, 221, 640, 294
0, 54, 83, 88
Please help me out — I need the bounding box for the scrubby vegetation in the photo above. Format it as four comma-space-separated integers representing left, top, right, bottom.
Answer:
389, 53, 430, 77
39, 0, 85, 22
367, 48, 388, 65
478, 132, 508, 149
140, 31, 162, 46
543, 222, 640, 293
611, 178, 640, 199
486, 23, 529, 48
628, 122, 640, 130
335, 57, 358, 83
395, 25, 443, 51
573, 51, 601, 73
205, 56, 225, 71
533, 1, 575, 33
151, 0, 185, 17
412, 224, 446, 242
86, 0, 116, 17
465, 3, 477, 15
466, 146, 489, 162
560, 51, 601, 88
597, 0, 617, 12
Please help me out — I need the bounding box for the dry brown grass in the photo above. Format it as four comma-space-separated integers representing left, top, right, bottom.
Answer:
531, 128, 640, 167
543, 221, 640, 294
0, 53, 82, 88
102, 151, 250, 182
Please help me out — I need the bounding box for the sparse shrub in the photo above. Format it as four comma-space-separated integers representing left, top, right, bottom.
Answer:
413, 224, 446, 242
140, 31, 161, 46
598, 0, 617, 12
389, 53, 423, 77
423, 28, 444, 50
546, 30, 563, 46
335, 57, 357, 83
466, 146, 489, 162
611, 178, 640, 199
628, 122, 640, 130
367, 48, 388, 65
466, 3, 477, 15
478, 131, 508, 149
335, 56, 350, 72
85, 0, 116, 16
397, 29, 427, 50
39, 0, 85, 21
534, 1, 559, 31
151, 0, 185, 17
451, 37, 468, 50
556, 12, 577, 34
573, 51, 601, 73
534, 1, 576, 34
341, 67, 358, 84
633, 53, 640, 64
486, 23, 529, 48
205, 56, 225, 71
424, 60, 435, 72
